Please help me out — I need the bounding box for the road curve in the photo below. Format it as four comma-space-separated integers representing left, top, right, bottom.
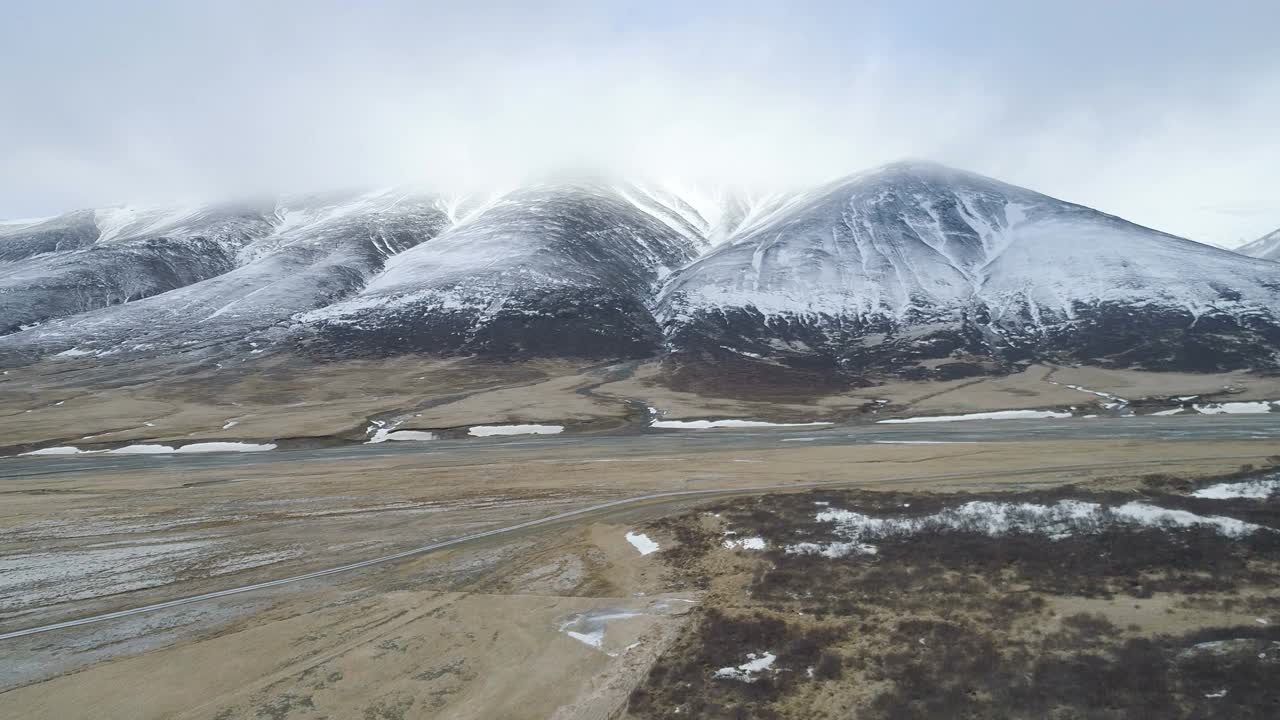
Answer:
2, 452, 1273, 642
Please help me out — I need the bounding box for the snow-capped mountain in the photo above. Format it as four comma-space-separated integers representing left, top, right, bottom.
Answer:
0, 190, 450, 364
658, 162, 1280, 373
296, 182, 702, 358
1239, 227, 1280, 261
3, 162, 1280, 374
0, 203, 277, 334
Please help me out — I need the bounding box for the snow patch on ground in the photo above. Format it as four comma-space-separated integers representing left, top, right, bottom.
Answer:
626, 531, 660, 555
176, 442, 276, 453
468, 424, 564, 437
712, 652, 777, 682
1192, 475, 1280, 500
878, 409, 1072, 424
785, 499, 1270, 559
723, 536, 767, 550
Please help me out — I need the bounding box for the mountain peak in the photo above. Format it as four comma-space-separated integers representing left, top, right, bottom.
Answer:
1239, 227, 1280, 261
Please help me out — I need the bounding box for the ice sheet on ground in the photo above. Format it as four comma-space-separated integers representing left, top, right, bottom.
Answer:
872, 440, 977, 444
367, 429, 435, 443
109, 444, 176, 454
1192, 475, 1280, 500
878, 409, 1071, 424
625, 531, 660, 555
175, 442, 276, 453
20, 446, 93, 456
20, 441, 276, 456
468, 424, 564, 436
652, 419, 832, 429
712, 652, 777, 682
1192, 401, 1278, 415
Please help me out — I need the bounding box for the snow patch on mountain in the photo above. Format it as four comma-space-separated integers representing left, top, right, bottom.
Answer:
1239, 227, 1280, 261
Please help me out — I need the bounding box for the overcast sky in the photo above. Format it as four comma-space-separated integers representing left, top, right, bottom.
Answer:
2, 1, 1278, 246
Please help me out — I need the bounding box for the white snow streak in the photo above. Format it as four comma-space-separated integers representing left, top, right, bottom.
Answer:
785, 499, 1270, 559
877, 409, 1071, 424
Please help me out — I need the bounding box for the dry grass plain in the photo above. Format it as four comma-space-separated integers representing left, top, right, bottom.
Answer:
1, 431, 1278, 718
2, 353, 1278, 717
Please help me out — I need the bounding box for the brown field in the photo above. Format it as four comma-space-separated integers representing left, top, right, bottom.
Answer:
2, 353, 1279, 717
0, 428, 1277, 718
3, 355, 1278, 453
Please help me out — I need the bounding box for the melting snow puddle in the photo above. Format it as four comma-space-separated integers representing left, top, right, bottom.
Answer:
1192, 475, 1280, 500
625, 531, 660, 555
468, 424, 564, 437
878, 409, 1071, 424
712, 652, 777, 682
559, 610, 642, 649
556, 605, 679, 655
652, 419, 833, 430
781, 499, 1270, 559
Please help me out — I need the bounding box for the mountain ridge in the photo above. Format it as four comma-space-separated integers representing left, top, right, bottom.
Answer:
3, 162, 1279, 376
